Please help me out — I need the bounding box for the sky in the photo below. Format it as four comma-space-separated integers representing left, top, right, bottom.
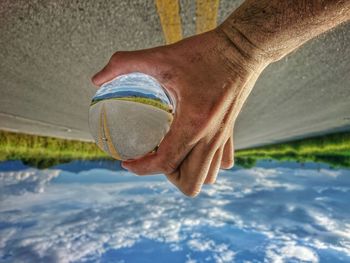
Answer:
93, 72, 173, 106
0, 161, 349, 263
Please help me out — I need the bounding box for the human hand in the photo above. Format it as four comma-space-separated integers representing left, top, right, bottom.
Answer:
92, 28, 268, 197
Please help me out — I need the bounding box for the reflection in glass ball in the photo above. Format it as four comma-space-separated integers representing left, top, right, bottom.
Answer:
89, 72, 175, 161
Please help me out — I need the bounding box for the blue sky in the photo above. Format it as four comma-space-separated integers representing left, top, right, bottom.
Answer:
0, 162, 349, 262
93, 72, 172, 105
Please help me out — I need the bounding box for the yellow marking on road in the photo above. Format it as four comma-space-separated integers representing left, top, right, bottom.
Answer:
155, 0, 183, 44
196, 0, 220, 34
101, 104, 122, 160
167, 113, 174, 123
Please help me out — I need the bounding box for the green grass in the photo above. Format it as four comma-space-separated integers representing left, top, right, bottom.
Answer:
235, 132, 350, 168
91, 97, 173, 113
1, 130, 350, 169
0, 130, 110, 168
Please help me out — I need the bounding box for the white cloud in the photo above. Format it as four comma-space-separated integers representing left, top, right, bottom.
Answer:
266, 242, 318, 263
281, 244, 318, 262
187, 239, 235, 263
0, 169, 60, 201
0, 165, 349, 262
187, 239, 215, 252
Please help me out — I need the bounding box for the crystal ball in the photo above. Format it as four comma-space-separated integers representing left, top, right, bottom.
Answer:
89, 72, 175, 161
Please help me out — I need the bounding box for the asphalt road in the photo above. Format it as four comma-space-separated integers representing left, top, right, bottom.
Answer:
0, 0, 349, 149
89, 100, 172, 160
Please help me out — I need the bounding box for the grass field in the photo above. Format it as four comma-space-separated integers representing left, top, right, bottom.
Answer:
0, 131, 110, 168
0, 130, 349, 169
91, 97, 173, 113
235, 132, 350, 168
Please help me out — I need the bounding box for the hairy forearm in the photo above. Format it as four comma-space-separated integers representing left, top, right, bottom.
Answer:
219, 0, 350, 63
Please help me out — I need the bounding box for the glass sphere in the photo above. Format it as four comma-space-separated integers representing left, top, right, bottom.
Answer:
89, 72, 175, 161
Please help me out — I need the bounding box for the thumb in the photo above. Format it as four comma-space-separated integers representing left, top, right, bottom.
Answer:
91, 51, 149, 86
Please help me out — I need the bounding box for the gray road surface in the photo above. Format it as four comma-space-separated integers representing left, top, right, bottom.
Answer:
0, 0, 349, 149
89, 100, 172, 160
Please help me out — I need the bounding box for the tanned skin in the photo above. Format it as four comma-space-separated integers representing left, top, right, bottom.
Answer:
92, 0, 350, 197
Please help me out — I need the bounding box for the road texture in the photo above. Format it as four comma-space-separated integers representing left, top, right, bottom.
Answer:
89, 100, 172, 160
0, 0, 349, 149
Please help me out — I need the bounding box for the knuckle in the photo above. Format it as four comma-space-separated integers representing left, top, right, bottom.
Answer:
157, 152, 179, 174
201, 144, 217, 159
212, 128, 227, 147
160, 160, 177, 174
202, 135, 224, 154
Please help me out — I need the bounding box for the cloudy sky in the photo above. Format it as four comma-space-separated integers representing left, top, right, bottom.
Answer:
0, 162, 349, 263
93, 73, 172, 105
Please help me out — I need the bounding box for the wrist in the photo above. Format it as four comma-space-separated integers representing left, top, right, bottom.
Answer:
214, 23, 272, 72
